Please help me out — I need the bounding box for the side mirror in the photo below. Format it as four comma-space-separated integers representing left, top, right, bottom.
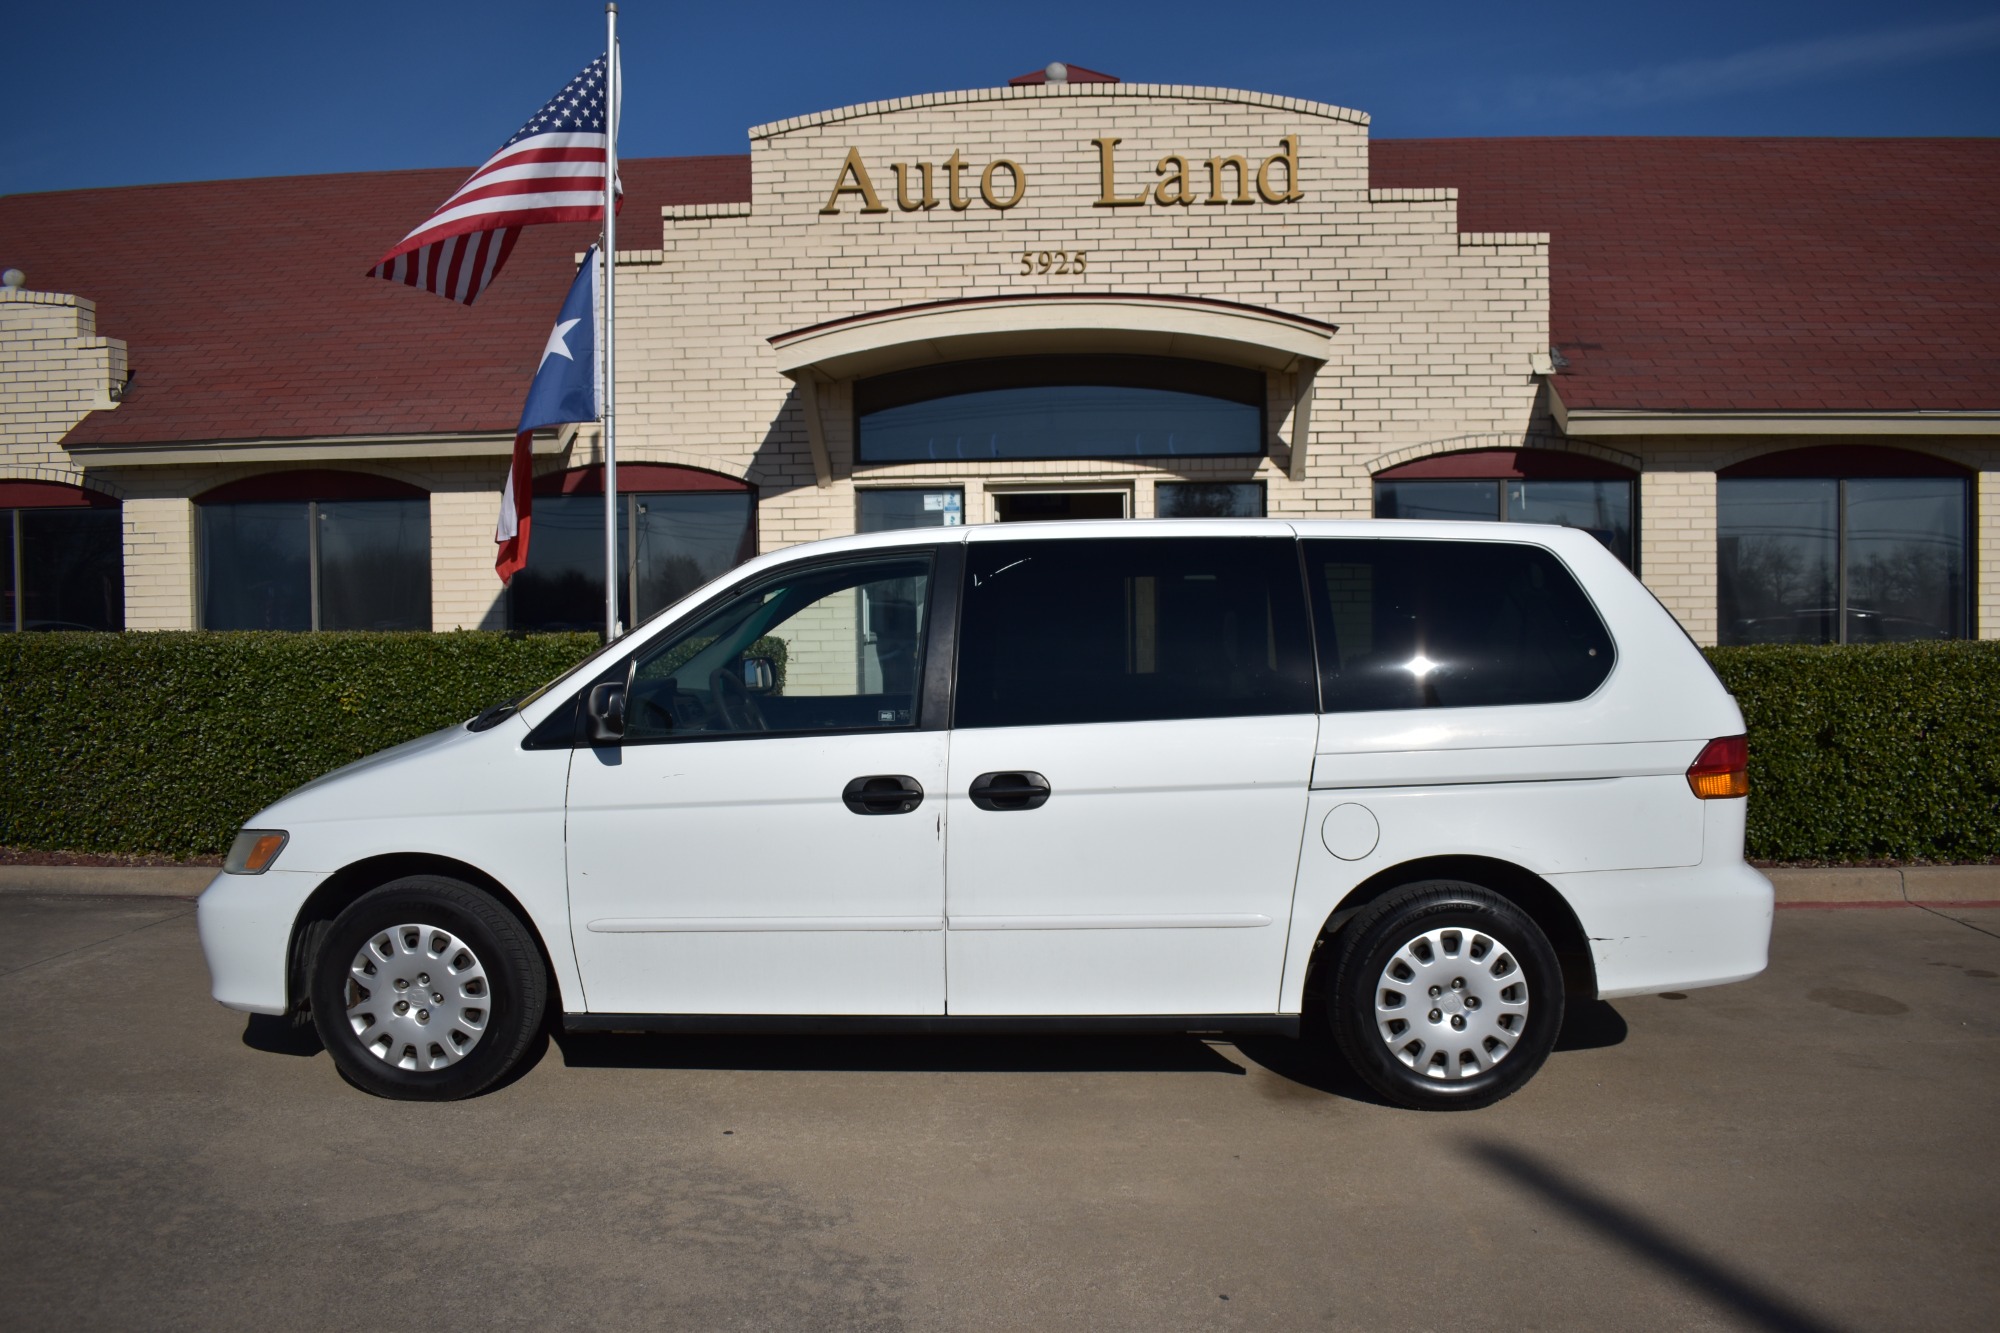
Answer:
740, 656, 776, 693
585, 680, 626, 743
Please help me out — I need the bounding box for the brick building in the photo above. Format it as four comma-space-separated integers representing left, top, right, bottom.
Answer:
3, 72, 1995, 642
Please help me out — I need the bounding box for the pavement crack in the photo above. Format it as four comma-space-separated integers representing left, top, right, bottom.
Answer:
1912, 902, 2000, 943
0, 905, 194, 980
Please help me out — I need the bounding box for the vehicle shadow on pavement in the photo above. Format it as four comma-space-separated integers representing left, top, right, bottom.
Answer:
1463, 1139, 1847, 1333
551, 1030, 1250, 1076
241, 1013, 322, 1057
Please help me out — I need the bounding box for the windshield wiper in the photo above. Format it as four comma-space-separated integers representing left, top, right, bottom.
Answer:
466, 694, 527, 732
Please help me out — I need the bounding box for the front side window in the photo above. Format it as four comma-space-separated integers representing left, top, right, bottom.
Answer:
954, 537, 1316, 729
1303, 539, 1614, 712
199, 498, 429, 631
1719, 470, 1970, 645
857, 356, 1264, 464
623, 553, 932, 741
1, 500, 125, 632
1372, 450, 1636, 570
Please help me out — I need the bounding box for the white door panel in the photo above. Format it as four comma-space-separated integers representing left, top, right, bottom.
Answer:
568, 731, 947, 1014
944, 714, 1317, 1015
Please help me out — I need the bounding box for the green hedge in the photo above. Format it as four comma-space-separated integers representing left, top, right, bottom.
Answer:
1704, 641, 2000, 863
0, 632, 598, 859
2, 633, 1996, 863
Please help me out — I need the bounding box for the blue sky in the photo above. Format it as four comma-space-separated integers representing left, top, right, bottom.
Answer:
5, 0, 1998, 195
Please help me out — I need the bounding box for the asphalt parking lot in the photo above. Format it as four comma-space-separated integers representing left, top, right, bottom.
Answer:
1, 892, 1995, 1331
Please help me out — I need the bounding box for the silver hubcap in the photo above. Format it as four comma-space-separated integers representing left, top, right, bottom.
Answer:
345, 923, 490, 1072
1374, 926, 1530, 1080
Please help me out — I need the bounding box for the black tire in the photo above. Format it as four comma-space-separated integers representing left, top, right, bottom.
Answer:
309, 876, 547, 1101
1326, 880, 1564, 1111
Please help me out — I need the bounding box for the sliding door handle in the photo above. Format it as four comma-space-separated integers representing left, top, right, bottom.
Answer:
968, 770, 1051, 812
842, 775, 924, 815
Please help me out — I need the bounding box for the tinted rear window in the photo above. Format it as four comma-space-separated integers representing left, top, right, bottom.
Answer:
1302, 539, 1614, 712
956, 537, 1317, 728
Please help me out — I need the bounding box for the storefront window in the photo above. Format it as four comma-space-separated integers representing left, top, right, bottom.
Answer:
857, 488, 964, 532
509, 465, 756, 632
1718, 449, 1970, 644
1157, 482, 1265, 517
196, 472, 429, 631
1372, 450, 1635, 569
0, 484, 125, 631
856, 356, 1264, 464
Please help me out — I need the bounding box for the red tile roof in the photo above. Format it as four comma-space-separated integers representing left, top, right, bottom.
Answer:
4, 135, 1993, 451
2, 157, 748, 447
1371, 137, 2000, 412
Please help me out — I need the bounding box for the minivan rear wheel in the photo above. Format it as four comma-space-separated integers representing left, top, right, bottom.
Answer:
309, 876, 547, 1101
1327, 880, 1564, 1111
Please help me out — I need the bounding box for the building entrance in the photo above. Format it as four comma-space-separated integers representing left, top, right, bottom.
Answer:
993, 492, 1127, 522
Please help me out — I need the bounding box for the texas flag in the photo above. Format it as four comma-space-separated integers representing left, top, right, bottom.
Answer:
496, 246, 601, 583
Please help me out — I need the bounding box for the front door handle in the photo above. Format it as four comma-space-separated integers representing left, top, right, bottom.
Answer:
968, 770, 1051, 812
842, 775, 924, 815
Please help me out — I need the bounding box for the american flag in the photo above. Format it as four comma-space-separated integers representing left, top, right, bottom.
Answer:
368, 55, 618, 305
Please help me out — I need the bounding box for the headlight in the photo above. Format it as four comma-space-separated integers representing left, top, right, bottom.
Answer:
224, 829, 289, 875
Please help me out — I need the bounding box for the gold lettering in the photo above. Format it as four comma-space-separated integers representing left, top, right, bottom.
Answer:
944, 150, 972, 210
1153, 154, 1193, 207
980, 158, 1026, 209
820, 148, 887, 215
893, 161, 937, 211
1093, 137, 1148, 207
1205, 155, 1253, 205
1256, 135, 1304, 204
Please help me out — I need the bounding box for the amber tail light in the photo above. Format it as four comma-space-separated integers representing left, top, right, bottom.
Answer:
1686, 735, 1749, 799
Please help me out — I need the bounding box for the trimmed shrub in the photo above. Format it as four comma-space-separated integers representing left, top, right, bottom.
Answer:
1704, 641, 2000, 863
0, 632, 598, 859
2, 633, 1995, 863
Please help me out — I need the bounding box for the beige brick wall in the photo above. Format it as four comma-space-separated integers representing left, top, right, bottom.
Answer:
0, 288, 126, 491
1637, 469, 1718, 645
612, 84, 1551, 552
1982, 471, 1999, 640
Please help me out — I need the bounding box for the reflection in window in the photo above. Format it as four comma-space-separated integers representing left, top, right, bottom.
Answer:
858, 489, 963, 532
1719, 476, 1968, 644
510, 491, 755, 633
856, 357, 1265, 463
1, 504, 125, 631
1303, 539, 1615, 712
1156, 482, 1266, 518
199, 499, 429, 631
1374, 476, 1635, 569
623, 554, 932, 740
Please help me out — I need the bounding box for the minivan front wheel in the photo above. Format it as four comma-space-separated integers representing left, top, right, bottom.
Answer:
310, 876, 547, 1101
1327, 881, 1564, 1111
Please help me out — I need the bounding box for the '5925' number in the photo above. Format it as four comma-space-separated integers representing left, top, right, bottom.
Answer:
1019, 250, 1087, 275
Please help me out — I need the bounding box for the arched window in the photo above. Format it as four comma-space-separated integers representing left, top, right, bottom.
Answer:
855, 356, 1265, 464
0, 480, 123, 632
196, 470, 430, 631
1372, 449, 1636, 569
510, 463, 756, 633
1717, 446, 1970, 645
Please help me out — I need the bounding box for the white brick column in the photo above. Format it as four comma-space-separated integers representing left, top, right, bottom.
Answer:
1639, 469, 1717, 645
1980, 470, 1999, 639
428, 481, 509, 631
122, 497, 193, 630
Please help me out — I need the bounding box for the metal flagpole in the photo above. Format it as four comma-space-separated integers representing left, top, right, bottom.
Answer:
601, 3, 621, 642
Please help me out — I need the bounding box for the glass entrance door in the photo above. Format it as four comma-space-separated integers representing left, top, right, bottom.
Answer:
993, 492, 1127, 522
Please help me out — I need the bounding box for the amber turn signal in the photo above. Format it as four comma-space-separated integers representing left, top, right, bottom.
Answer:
224, 828, 289, 875
1686, 735, 1749, 799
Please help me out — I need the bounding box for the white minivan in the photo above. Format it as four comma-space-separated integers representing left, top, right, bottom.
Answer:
198, 519, 1772, 1110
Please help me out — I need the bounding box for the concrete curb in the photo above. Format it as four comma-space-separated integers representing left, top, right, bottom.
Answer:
2, 863, 1995, 905
1764, 865, 2000, 905
0, 865, 215, 898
